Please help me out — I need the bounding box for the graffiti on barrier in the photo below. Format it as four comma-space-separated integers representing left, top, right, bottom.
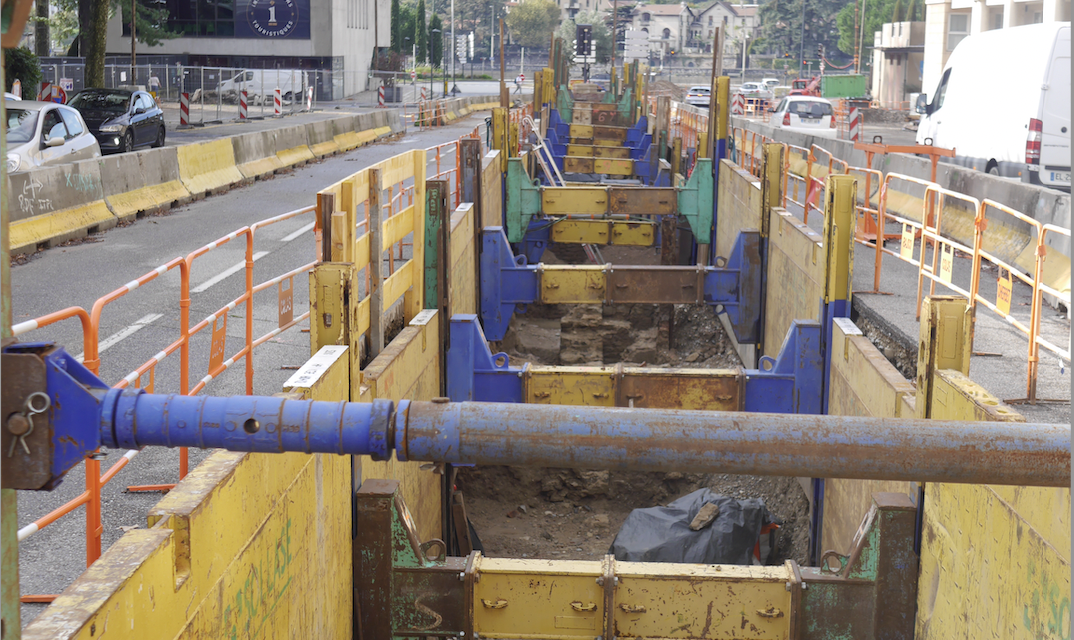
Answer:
223, 517, 295, 639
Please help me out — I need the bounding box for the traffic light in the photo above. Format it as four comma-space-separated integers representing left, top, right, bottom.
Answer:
816, 44, 824, 58
576, 23, 592, 56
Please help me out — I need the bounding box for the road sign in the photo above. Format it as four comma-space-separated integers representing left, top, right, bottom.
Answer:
411, 70, 417, 81
519, 73, 525, 82
59, 77, 73, 91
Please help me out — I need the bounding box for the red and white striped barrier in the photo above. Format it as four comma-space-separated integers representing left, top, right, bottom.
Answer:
306, 86, 313, 111
377, 86, 385, 108
274, 88, 282, 116
179, 92, 190, 126
848, 107, 861, 141
36, 82, 63, 103
421, 87, 428, 101
731, 93, 745, 116
239, 90, 248, 120
36, 82, 49, 100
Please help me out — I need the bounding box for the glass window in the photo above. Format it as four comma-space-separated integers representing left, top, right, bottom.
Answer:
5, 109, 38, 143
41, 109, 68, 141
947, 14, 969, 50
934, 68, 951, 111
58, 106, 84, 136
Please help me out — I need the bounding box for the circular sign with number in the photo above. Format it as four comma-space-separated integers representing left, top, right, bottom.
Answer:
248, 0, 299, 38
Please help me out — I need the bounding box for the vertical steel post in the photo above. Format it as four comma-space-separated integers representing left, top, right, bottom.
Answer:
368, 169, 385, 361
1, 51, 22, 639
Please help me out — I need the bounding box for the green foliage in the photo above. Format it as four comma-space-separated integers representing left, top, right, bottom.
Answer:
4, 47, 43, 93
118, 0, 182, 47
758, 0, 848, 67
429, 13, 444, 67
556, 10, 612, 64
834, 0, 921, 62
391, 0, 402, 51
504, 0, 560, 48
416, 0, 428, 63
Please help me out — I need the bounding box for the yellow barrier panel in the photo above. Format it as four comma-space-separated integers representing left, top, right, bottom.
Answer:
449, 203, 478, 315
107, 180, 190, 221
177, 139, 246, 197
23, 349, 353, 639
8, 202, 115, 253
763, 208, 825, 359
277, 144, 315, 167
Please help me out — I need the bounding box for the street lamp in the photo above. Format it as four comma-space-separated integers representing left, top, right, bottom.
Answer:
741, 32, 749, 79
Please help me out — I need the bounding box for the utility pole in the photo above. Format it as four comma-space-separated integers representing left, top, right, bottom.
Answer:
611, 0, 618, 69
450, 0, 455, 93
799, 0, 806, 77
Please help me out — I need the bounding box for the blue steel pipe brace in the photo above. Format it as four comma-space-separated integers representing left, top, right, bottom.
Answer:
6, 345, 1070, 489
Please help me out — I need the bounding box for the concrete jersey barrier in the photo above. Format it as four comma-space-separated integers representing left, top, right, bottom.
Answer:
273, 124, 316, 167
305, 118, 343, 157
177, 139, 248, 197
97, 147, 192, 220
6, 160, 117, 253
232, 130, 286, 180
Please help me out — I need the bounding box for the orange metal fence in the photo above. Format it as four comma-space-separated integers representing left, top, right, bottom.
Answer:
13, 128, 485, 600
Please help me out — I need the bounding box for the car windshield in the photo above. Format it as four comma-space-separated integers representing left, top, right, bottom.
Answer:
6, 108, 38, 143
689, 87, 709, 94
69, 91, 130, 114
789, 101, 833, 117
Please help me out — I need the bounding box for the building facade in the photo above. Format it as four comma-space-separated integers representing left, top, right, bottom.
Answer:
870, 21, 925, 108
922, 0, 1070, 95
628, 1, 757, 62
105, 0, 389, 98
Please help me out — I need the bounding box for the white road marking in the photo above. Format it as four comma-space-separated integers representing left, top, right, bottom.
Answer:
281, 222, 315, 242
74, 313, 163, 362
192, 251, 270, 293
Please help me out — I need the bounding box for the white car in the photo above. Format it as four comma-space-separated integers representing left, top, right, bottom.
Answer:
684, 86, 710, 108
738, 82, 774, 101
769, 96, 838, 139
5, 99, 102, 173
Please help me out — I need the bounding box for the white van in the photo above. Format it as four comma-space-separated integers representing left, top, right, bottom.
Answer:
216, 69, 309, 101
915, 22, 1070, 191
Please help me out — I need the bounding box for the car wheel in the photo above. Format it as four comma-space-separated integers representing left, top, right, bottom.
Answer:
152, 126, 165, 148
121, 130, 134, 153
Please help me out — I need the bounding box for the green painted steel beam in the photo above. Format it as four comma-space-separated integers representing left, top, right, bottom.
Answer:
505, 158, 541, 243
677, 158, 715, 244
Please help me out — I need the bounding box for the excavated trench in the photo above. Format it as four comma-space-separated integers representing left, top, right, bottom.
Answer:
455, 244, 811, 566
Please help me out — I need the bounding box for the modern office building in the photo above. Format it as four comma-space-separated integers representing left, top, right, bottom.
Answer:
105, 0, 390, 98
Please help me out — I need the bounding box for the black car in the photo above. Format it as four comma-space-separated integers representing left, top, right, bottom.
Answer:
68, 88, 166, 154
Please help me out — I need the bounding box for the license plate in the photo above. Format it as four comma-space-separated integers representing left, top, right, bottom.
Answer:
801, 118, 819, 124
1050, 171, 1070, 183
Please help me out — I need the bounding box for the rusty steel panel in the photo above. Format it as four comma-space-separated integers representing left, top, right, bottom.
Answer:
610, 221, 656, 246
393, 560, 468, 636
563, 157, 596, 174
527, 367, 617, 406
606, 266, 703, 304
592, 125, 628, 142
552, 220, 612, 245
609, 188, 676, 216
618, 368, 744, 411
543, 187, 608, 215
1, 349, 50, 489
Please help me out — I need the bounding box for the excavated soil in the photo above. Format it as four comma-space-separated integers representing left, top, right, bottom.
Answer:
456, 245, 811, 566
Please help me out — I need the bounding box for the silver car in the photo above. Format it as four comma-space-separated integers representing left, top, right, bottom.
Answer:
5, 100, 101, 173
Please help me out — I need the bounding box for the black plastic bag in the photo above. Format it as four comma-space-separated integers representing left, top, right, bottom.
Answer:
610, 488, 774, 565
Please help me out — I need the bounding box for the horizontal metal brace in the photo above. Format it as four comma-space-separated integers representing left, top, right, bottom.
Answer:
7, 343, 1069, 490
480, 227, 760, 343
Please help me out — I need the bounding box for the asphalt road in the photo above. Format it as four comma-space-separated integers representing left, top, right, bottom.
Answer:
12, 115, 482, 628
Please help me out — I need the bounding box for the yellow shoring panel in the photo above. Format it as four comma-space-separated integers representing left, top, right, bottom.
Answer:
540, 267, 606, 304
527, 367, 617, 406
551, 219, 611, 244
610, 221, 657, 246
614, 562, 793, 639
473, 558, 605, 639
542, 187, 608, 215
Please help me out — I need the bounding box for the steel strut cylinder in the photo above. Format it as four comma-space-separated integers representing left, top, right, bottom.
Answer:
99, 389, 1071, 487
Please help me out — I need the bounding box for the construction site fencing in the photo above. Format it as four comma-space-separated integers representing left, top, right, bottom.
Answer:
11, 130, 482, 602
725, 117, 1068, 403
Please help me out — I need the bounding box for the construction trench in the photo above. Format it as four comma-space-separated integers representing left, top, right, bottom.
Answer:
2, 45, 1070, 640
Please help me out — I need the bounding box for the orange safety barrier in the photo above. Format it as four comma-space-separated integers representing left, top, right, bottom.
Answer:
848, 166, 891, 246
915, 185, 982, 316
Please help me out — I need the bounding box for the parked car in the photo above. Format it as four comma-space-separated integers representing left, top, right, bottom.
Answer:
4, 92, 20, 100
4, 99, 101, 173
916, 22, 1069, 191
769, 96, 837, 139
738, 82, 774, 101
684, 86, 711, 108
68, 88, 166, 154
762, 78, 781, 89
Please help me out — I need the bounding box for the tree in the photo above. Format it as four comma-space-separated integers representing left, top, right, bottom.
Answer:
504, 0, 560, 48
120, 0, 182, 47
416, 0, 428, 63
391, 0, 402, 52
429, 13, 444, 67
4, 47, 42, 93
758, 0, 847, 69
834, 0, 919, 63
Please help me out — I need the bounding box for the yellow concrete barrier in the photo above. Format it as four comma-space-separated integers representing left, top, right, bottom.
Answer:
99, 148, 192, 220
6, 160, 117, 253
177, 139, 246, 197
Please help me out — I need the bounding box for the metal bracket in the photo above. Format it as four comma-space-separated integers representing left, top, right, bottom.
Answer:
479, 227, 761, 344
1, 343, 109, 490
743, 321, 824, 414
